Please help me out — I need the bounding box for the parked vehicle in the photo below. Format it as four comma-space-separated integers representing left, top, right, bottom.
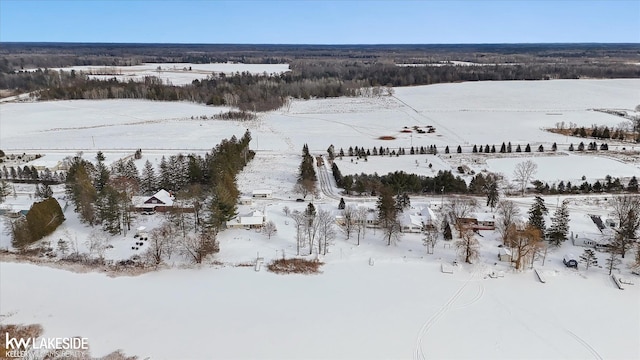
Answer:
563, 254, 578, 268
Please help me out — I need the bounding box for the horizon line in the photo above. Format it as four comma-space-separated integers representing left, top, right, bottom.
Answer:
2, 41, 639, 46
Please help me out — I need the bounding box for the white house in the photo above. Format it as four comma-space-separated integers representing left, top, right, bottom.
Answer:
400, 206, 438, 233
226, 210, 266, 229
474, 213, 496, 230
252, 190, 272, 199
572, 232, 607, 250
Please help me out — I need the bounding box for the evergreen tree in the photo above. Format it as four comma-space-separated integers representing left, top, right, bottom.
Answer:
472, 145, 478, 153
94, 152, 110, 192
395, 192, 411, 210
528, 195, 548, 235
34, 183, 53, 199
627, 176, 639, 192
444, 146, 449, 154
66, 155, 97, 225
96, 184, 123, 235
338, 197, 346, 210
516, 144, 522, 152
499, 142, 506, 153
11, 197, 65, 248
552, 142, 557, 151
579, 249, 598, 270
546, 200, 570, 246
141, 160, 157, 195
443, 218, 453, 241
507, 142, 512, 153
0, 180, 11, 203
484, 178, 500, 210
457, 145, 462, 153
158, 156, 171, 190
525, 144, 531, 152
538, 144, 544, 152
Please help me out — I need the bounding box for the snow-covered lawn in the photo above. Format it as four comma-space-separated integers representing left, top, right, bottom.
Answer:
1, 258, 638, 359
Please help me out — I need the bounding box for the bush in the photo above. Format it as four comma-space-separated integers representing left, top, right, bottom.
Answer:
11, 198, 65, 248
267, 258, 323, 274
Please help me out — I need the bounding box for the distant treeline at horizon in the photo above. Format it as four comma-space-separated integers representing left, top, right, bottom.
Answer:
1, 42, 639, 112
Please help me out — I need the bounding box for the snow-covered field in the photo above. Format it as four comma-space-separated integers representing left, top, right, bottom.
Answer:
28, 62, 290, 85
1, 79, 640, 359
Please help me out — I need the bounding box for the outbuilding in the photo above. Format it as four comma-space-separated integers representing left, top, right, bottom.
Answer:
252, 190, 273, 199
498, 248, 512, 262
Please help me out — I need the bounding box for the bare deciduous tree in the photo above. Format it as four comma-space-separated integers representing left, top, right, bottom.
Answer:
610, 195, 640, 258
146, 222, 175, 265
262, 220, 277, 239
496, 200, 521, 245
339, 205, 356, 241
354, 207, 368, 246
513, 160, 538, 196
294, 179, 318, 199
422, 222, 439, 254
282, 206, 291, 217
317, 209, 336, 255
444, 197, 478, 236
455, 229, 480, 264
180, 230, 218, 264
85, 229, 108, 259
507, 224, 543, 270
290, 210, 306, 255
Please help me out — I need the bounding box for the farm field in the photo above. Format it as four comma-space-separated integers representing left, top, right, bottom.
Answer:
1, 78, 639, 359
29, 62, 291, 86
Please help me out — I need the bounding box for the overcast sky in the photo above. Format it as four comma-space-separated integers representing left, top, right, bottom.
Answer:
1, 0, 638, 44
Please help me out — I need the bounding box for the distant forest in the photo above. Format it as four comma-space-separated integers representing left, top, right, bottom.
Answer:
1, 43, 639, 112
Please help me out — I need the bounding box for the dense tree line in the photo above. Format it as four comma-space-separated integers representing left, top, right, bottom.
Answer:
531, 175, 638, 195
3, 45, 640, 112
332, 164, 468, 196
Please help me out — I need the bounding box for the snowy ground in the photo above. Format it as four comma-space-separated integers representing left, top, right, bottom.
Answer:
25, 63, 291, 86
1, 79, 640, 359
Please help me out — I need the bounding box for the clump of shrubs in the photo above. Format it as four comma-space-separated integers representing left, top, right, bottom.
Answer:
267, 258, 323, 274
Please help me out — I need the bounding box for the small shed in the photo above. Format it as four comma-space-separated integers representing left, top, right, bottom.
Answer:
252, 189, 273, 198
498, 248, 512, 262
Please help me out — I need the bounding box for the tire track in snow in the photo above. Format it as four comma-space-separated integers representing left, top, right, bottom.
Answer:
453, 283, 485, 310
566, 330, 603, 360
414, 268, 478, 360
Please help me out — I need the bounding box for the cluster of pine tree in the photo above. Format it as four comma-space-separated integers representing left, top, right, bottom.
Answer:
567, 141, 609, 151
65, 131, 254, 238
0, 165, 65, 184
531, 175, 638, 195
335, 145, 440, 159
472, 142, 540, 153
331, 162, 467, 195
296, 144, 317, 196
